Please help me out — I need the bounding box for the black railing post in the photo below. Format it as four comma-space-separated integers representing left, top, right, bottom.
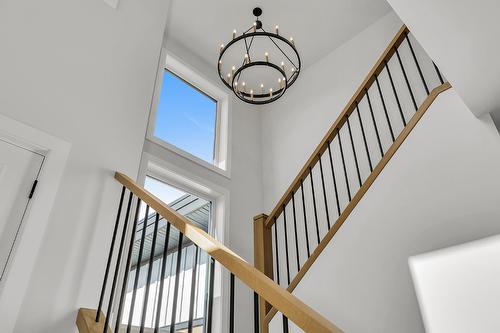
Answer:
309, 167, 321, 245
187, 246, 200, 333
406, 33, 429, 95
291, 192, 301, 271
282, 207, 291, 285
114, 198, 142, 332
103, 191, 133, 333
126, 205, 150, 333
299, 181, 311, 258
356, 102, 373, 172
327, 141, 342, 217
154, 222, 171, 333
365, 89, 385, 157
96, 186, 125, 322
318, 155, 331, 229
229, 273, 235, 333
395, 48, 418, 111
139, 213, 160, 333
170, 232, 184, 333
205, 257, 215, 333
385, 60, 407, 127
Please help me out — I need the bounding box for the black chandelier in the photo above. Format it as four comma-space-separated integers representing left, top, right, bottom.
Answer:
217, 7, 301, 105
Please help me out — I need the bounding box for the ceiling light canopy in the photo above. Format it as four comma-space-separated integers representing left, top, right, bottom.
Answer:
217, 7, 301, 105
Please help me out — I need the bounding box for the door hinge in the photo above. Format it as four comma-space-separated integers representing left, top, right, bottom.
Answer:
28, 180, 38, 199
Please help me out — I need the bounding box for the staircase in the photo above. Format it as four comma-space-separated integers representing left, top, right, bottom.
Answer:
76, 25, 449, 333
252, 25, 450, 331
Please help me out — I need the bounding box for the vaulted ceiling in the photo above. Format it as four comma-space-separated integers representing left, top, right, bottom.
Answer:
165, 0, 392, 69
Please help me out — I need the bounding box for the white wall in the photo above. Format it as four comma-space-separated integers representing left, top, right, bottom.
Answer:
0, 0, 170, 332
269, 88, 500, 332
385, 0, 500, 118
410, 234, 500, 333
261, 12, 404, 212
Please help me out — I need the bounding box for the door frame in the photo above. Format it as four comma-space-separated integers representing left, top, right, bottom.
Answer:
0, 114, 71, 333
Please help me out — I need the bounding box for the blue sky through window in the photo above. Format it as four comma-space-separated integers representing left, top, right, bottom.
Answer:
154, 70, 217, 164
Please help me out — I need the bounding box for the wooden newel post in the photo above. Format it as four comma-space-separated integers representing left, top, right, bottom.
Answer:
253, 213, 273, 333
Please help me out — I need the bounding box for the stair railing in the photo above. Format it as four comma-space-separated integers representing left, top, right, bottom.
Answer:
76, 172, 342, 333
253, 25, 451, 329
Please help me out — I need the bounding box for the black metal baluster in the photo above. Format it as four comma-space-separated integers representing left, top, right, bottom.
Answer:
338, 132, 352, 202
229, 273, 235, 333
327, 142, 341, 217
299, 181, 311, 258
405, 33, 429, 95
346, 116, 362, 187
193, 249, 201, 320
170, 232, 184, 333
139, 213, 160, 333
205, 257, 215, 333
365, 89, 385, 157
282, 315, 289, 333
254, 292, 260, 333
396, 48, 418, 111
433, 61, 444, 84
114, 198, 142, 332
282, 208, 291, 285
154, 222, 171, 333
178, 246, 189, 322
385, 60, 407, 127
273, 220, 281, 285
309, 167, 321, 245
187, 246, 199, 333
127, 205, 150, 333
355, 102, 373, 172
318, 155, 331, 229
163, 253, 173, 325
103, 191, 133, 333
375, 74, 395, 142
291, 192, 301, 271
96, 186, 125, 322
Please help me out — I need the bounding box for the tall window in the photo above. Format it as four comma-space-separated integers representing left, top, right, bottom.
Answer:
153, 70, 218, 165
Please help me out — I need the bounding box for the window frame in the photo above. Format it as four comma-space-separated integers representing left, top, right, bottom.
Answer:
146, 50, 231, 178
136, 152, 231, 333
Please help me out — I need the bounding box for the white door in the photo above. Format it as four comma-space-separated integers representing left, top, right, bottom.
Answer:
0, 138, 44, 282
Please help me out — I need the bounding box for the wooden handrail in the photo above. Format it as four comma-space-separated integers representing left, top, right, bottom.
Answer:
114, 172, 342, 333
264, 25, 410, 228
263, 82, 452, 325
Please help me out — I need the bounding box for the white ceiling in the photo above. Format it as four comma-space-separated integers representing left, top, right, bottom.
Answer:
165, 0, 392, 70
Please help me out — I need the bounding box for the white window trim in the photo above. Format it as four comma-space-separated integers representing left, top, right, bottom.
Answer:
137, 152, 231, 333
146, 49, 232, 179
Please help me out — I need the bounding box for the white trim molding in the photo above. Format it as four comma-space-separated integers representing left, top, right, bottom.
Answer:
0, 114, 71, 333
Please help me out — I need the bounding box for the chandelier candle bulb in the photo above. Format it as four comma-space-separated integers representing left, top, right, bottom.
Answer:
227, 73, 231, 83
278, 78, 282, 88
265, 52, 269, 62
242, 82, 246, 92
232, 29, 236, 39
231, 66, 236, 76
260, 83, 264, 93
269, 88, 273, 97
281, 61, 285, 72
250, 89, 254, 100
253, 22, 257, 32
290, 37, 294, 45
244, 53, 249, 64
275, 25, 279, 34
220, 43, 224, 52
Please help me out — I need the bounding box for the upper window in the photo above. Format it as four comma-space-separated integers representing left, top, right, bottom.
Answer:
153, 70, 217, 164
